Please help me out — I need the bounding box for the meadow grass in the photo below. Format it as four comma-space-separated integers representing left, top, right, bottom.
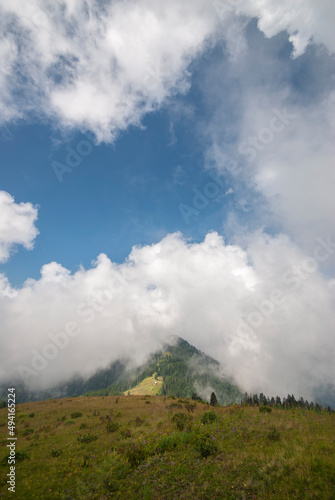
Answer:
0, 396, 334, 499
124, 376, 163, 396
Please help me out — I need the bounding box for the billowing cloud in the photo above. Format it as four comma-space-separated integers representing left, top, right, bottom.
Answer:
0, 191, 39, 263
0, 0, 334, 141
0, 0, 220, 141
200, 11, 335, 261
239, 0, 335, 57
1, 231, 334, 403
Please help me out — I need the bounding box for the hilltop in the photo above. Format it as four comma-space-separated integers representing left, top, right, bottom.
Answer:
3, 337, 242, 405
83, 337, 242, 405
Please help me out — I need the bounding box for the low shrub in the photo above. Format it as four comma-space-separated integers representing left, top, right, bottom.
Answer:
185, 403, 196, 413
51, 449, 62, 458
16, 451, 30, 462
103, 452, 131, 491
1, 451, 30, 465
171, 412, 192, 431
106, 422, 119, 433
71, 412, 82, 419
168, 403, 182, 409
200, 411, 218, 425
78, 433, 98, 444
194, 434, 218, 458
120, 428, 132, 439
120, 442, 148, 468
259, 406, 272, 413
64, 420, 75, 425
158, 433, 181, 453
268, 426, 280, 441
23, 428, 34, 436
135, 417, 144, 427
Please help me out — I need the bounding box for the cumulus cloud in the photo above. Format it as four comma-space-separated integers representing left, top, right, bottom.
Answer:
0, 231, 334, 403
0, 0, 334, 141
242, 93, 335, 255
0, 191, 39, 262
0, 0, 221, 141
239, 0, 335, 57
200, 12, 335, 261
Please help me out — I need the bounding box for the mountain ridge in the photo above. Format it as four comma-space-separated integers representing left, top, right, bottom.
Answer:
0, 337, 242, 405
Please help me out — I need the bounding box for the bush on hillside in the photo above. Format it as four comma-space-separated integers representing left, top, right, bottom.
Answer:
201, 411, 218, 425
194, 434, 218, 458
106, 422, 119, 433
171, 412, 192, 431
71, 412, 82, 419
259, 405, 272, 413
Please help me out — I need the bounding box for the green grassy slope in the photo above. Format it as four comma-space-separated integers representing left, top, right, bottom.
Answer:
1, 396, 335, 499
124, 376, 163, 395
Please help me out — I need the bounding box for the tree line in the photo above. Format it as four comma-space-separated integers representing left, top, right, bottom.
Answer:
242, 392, 334, 414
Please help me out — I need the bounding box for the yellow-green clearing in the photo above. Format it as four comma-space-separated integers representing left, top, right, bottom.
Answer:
124, 375, 163, 395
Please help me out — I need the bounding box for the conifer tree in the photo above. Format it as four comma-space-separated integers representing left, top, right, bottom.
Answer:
210, 391, 219, 407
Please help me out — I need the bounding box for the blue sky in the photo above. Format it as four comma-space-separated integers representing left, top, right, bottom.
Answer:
1, 18, 297, 286
0, 49, 239, 285
1, 0, 335, 403
1, 107, 233, 286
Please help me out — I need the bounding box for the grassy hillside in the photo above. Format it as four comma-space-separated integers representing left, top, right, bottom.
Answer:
1, 396, 335, 499
124, 376, 163, 396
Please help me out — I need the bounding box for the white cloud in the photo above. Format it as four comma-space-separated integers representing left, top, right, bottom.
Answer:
0, 0, 220, 142
200, 11, 335, 261
238, 0, 335, 57
0, 231, 334, 403
249, 95, 335, 255
0, 191, 39, 263
0, 1, 334, 141
213, 86, 335, 258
